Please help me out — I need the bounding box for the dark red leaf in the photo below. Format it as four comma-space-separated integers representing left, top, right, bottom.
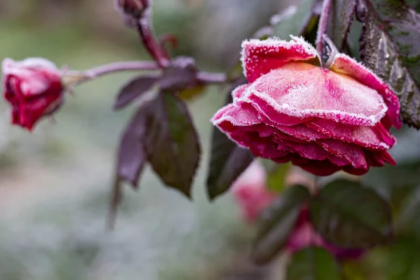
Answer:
114, 75, 158, 110
145, 92, 200, 197
206, 80, 255, 200
116, 102, 153, 187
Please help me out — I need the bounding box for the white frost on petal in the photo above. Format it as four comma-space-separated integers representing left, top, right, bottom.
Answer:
238, 63, 388, 126
240, 37, 320, 81
19, 57, 58, 70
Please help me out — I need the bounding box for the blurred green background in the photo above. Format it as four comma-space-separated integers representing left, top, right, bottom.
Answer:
0, 1, 286, 280
2, 1, 420, 280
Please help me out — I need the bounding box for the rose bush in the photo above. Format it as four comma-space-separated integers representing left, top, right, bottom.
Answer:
212, 37, 401, 176
2, 58, 64, 130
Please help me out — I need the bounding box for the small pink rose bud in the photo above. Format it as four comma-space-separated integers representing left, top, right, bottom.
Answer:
2, 58, 64, 130
115, 0, 148, 19
231, 161, 276, 223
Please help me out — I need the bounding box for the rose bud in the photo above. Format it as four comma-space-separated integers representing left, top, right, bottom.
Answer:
212, 36, 401, 176
231, 161, 276, 223
2, 58, 64, 130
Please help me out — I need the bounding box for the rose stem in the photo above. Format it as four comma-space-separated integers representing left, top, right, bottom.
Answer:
315, 0, 332, 63
67, 61, 228, 85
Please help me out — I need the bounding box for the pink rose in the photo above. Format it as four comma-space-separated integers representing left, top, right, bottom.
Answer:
212, 37, 401, 176
231, 161, 276, 223
2, 58, 64, 130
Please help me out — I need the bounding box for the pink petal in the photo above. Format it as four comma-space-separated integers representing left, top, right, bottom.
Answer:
232, 84, 249, 102
317, 139, 368, 170
328, 155, 349, 166
292, 156, 342, 176
280, 140, 330, 161
330, 54, 402, 129
365, 150, 396, 167
343, 166, 370, 176
245, 62, 387, 126
241, 37, 319, 83
212, 103, 261, 132
306, 118, 395, 150
277, 124, 328, 142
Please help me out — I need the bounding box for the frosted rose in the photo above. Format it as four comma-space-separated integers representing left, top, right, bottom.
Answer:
212, 37, 401, 176
2, 58, 64, 130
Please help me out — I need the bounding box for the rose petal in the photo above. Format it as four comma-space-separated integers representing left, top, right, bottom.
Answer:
317, 139, 368, 169
277, 124, 328, 142
330, 54, 401, 129
241, 36, 319, 83
306, 118, 394, 150
292, 156, 342, 176
365, 150, 396, 167
232, 84, 249, 102
280, 140, 330, 161
246, 62, 387, 126
212, 103, 261, 131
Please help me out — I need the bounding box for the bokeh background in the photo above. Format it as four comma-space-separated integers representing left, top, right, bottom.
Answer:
0, 1, 287, 279
2, 1, 420, 280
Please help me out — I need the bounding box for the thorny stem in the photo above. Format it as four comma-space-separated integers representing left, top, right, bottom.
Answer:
316, 0, 332, 64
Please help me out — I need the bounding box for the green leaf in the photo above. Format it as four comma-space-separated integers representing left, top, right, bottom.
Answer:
325, 0, 356, 50
252, 185, 310, 264
310, 179, 393, 248
396, 187, 420, 237
287, 247, 342, 280
360, 0, 420, 128
145, 92, 200, 197
385, 236, 420, 280
206, 85, 254, 200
